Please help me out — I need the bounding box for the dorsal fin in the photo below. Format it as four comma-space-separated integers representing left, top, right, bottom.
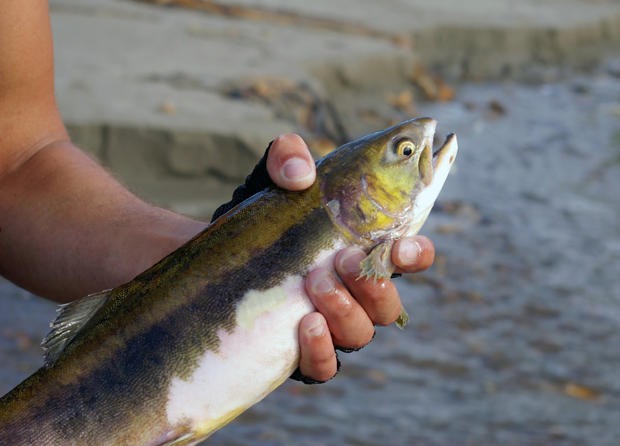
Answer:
41, 289, 111, 366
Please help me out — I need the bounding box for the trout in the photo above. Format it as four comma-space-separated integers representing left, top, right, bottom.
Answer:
0, 117, 457, 445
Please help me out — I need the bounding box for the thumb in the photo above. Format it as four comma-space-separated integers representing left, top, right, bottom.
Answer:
266, 134, 316, 191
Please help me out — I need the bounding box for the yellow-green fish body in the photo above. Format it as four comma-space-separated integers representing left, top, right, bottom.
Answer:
0, 117, 457, 445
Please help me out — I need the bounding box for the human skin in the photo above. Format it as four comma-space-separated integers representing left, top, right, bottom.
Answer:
0, 0, 434, 382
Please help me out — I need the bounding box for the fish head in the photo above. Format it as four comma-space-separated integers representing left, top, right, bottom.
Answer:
318, 117, 458, 245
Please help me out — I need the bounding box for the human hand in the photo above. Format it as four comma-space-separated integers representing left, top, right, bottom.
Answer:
266, 134, 435, 383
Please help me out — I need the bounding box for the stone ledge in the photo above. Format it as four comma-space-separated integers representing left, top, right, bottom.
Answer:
52, 0, 620, 214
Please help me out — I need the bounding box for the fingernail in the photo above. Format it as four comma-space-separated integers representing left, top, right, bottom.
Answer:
398, 238, 422, 265
306, 314, 325, 337
281, 157, 313, 183
338, 247, 365, 275
309, 270, 335, 296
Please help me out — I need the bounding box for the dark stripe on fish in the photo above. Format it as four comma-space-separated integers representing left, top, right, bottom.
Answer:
0, 190, 337, 444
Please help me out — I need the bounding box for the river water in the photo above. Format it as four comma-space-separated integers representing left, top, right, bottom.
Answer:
1, 61, 619, 445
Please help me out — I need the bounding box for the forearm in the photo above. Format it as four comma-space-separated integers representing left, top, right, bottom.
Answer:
0, 140, 206, 302
0, 2, 206, 302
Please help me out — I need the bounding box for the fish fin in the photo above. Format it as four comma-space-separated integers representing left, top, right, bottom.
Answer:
41, 289, 111, 366
358, 240, 395, 280
395, 307, 409, 329
359, 242, 409, 329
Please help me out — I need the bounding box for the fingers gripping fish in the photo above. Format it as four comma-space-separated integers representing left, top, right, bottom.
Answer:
0, 117, 457, 445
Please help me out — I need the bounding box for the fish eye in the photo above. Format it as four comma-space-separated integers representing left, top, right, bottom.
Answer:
394, 138, 416, 158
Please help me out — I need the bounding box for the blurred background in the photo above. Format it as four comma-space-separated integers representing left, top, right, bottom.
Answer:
2, 0, 619, 444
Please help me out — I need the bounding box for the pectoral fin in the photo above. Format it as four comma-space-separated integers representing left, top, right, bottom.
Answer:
359, 241, 410, 329
358, 240, 395, 280
395, 307, 409, 329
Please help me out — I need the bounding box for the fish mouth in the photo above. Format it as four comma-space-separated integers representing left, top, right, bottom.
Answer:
432, 133, 457, 169
404, 131, 458, 238
418, 131, 457, 187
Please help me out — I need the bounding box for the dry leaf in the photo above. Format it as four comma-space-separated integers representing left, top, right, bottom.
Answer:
487, 99, 507, 119
435, 223, 464, 235
563, 383, 601, 401
410, 65, 455, 102
157, 101, 177, 115
388, 89, 415, 113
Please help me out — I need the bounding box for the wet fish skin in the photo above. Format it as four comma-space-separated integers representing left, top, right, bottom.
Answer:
0, 117, 457, 445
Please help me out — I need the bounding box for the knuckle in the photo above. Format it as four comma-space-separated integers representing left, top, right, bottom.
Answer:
328, 288, 355, 318
335, 324, 374, 350
364, 282, 390, 305
363, 280, 397, 309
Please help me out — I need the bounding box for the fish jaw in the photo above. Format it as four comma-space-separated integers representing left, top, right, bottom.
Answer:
0, 118, 457, 445
406, 133, 458, 237
164, 241, 344, 441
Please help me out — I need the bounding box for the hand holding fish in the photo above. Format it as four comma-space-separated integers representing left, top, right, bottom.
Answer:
1, 117, 456, 444
261, 134, 436, 383
1, 3, 456, 443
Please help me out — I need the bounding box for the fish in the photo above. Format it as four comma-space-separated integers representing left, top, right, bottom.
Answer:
0, 117, 457, 445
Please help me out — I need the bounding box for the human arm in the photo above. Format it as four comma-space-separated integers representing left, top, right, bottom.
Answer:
0, 1, 205, 299
0, 135, 434, 383
0, 0, 435, 382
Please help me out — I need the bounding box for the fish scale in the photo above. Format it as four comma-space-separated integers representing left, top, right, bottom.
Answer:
0, 117, 457, 445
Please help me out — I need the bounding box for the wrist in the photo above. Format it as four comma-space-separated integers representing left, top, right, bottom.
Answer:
0, 140, 207, 302
99, 207, 206, 292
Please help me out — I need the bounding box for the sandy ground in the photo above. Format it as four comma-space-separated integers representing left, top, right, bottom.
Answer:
49, 0, 620, 215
